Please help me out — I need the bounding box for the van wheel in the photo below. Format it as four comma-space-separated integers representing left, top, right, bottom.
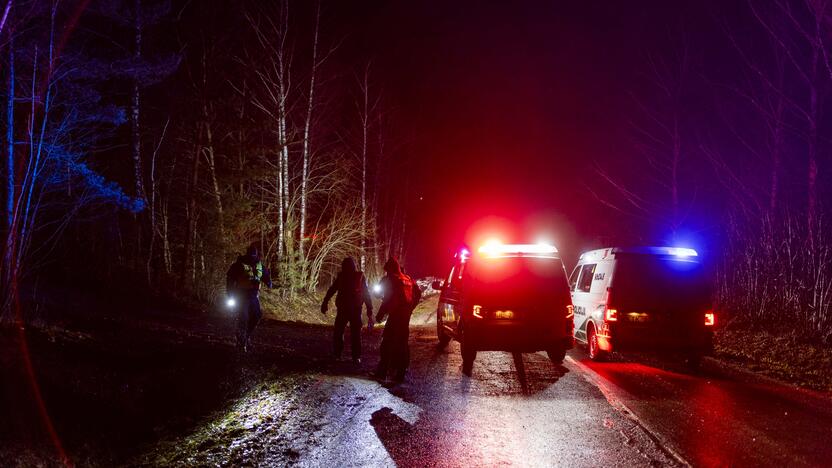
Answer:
437, 312, 451, 349
460, 325, 476, 375
546, 348, 566, 365
587, 325, 606, 362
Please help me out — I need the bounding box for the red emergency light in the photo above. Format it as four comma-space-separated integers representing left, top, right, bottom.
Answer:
477, 241, 558, 257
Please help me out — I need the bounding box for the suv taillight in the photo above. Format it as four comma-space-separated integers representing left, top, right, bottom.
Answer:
705, 311, 715, 326
566, 305, 574, 319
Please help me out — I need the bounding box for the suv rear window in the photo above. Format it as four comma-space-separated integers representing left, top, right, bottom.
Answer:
464, 256, 569, 308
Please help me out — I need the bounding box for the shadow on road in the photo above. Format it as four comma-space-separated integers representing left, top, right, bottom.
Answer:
369, 407, 421, 465
511, 352, 568, 395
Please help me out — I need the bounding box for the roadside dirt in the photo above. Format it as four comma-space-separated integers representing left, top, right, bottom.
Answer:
0, 293, 437, 466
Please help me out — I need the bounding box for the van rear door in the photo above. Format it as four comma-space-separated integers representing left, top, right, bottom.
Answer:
608, 254, 709, 330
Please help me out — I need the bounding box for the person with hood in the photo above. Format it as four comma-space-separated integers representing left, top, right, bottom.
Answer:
321, 257, 374, 363
374, 257, 421, 382
226, 245, 269, 353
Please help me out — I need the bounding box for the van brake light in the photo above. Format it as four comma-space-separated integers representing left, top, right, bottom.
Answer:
705, 311, 715, 326
603, 287, 617, 321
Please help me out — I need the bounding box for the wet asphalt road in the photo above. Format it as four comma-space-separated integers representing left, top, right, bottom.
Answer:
298, 326, 677, 467
574, 354, 832, 467
8, 298, 832, 466
263, 307, 832, 467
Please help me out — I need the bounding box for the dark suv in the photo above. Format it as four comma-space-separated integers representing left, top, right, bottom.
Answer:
433, 243, 574, 375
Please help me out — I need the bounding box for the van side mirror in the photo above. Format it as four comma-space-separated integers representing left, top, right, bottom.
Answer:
431, 280, 443, 291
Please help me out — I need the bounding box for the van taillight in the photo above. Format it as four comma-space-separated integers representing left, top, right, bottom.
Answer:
603, 286, 617, 321
705, 311, 715, 326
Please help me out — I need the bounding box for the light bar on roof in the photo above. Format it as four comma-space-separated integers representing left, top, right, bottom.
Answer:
611, 246, 699, 258
668, 247, 698, 257
478, 242, 558, 257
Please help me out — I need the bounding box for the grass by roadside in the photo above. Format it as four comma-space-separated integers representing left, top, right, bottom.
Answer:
714, 327, 832, 392
260, 291, 330, 325
134, 373, 317, 467
259, 290, 439, 326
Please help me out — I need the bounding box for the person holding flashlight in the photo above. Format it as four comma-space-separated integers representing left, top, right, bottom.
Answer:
226, 245, 268, 353
373, 257, 421, 383
321, 257, 374, 364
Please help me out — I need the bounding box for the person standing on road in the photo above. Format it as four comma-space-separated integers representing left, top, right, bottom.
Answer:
321, 257, 374, 363
374, 257, 421, 383
226, 245, 269, 353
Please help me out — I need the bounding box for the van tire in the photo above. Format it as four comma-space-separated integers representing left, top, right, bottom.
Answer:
460, 324, 476, 376
546, 348, 566, 364
587, 325, 606, 362
436, 312, 451, 349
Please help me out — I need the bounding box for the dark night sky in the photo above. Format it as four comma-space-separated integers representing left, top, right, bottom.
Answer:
331, 1, 723, 275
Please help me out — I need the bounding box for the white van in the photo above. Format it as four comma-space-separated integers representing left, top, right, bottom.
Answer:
568, 247, 714, 364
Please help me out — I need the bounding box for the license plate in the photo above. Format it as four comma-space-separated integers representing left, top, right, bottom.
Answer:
627, 312, 650, 323
494, 310, 515, 320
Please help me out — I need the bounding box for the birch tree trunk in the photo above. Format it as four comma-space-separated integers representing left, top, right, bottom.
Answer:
275, 3, 290, 266
162, 200, 171, 274
359, 68, 369, 272
670, 115, 680, 238
299, 1, 320, 268
807, 60, 818, 237
131, 0, 145, 201
769, 97, 784, 213
3, 33, 14, 288
146, 118, 169, 284
203, 114, 223, 235
181, 142, 200, 286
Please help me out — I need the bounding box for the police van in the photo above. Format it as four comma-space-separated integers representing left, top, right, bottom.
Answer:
569, 247, 714, 364
433, 242, 574, 375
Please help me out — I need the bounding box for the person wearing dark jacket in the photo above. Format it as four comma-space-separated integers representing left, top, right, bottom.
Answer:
374, 257, 421, 382
226, 245, 267, 353
321, 257, 374, 363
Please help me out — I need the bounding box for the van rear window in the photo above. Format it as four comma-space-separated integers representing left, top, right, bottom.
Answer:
610, 255, 709, 310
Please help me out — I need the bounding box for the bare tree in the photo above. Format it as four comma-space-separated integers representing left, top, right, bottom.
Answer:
746, 0, 831, 232
247, 1, 293, 266
2, 1, 141, 316
3, 20, 14, 289
591, 38, 696, 240
355, 64, 380, 271
299, 0, 321, 264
